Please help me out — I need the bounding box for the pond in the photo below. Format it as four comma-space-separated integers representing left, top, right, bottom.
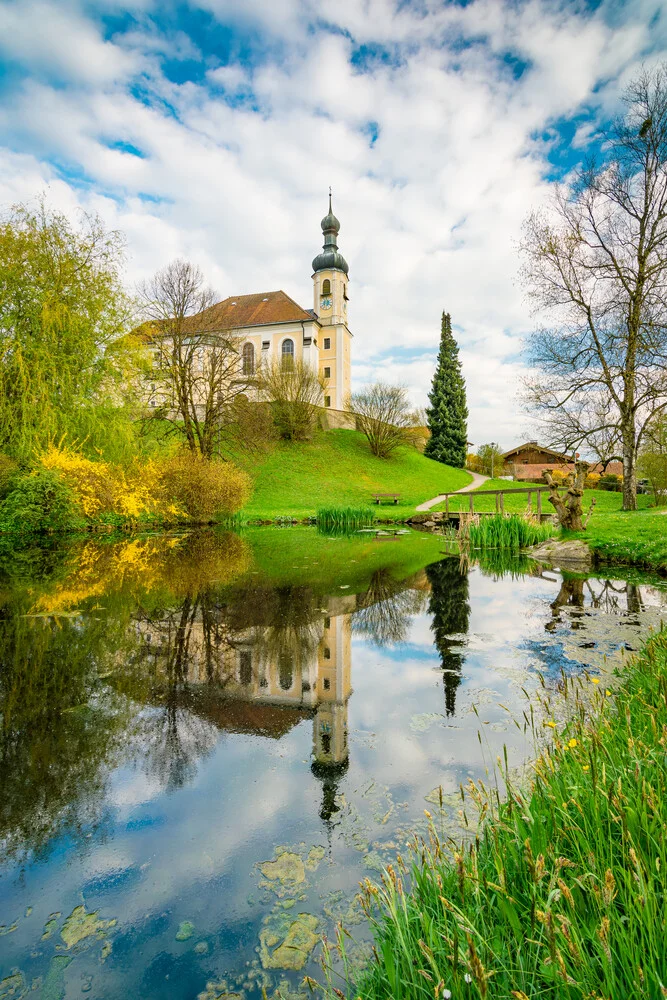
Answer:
0, 528, 665, 1000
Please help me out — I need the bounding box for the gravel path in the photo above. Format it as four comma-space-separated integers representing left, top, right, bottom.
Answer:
415, 471, 490, 512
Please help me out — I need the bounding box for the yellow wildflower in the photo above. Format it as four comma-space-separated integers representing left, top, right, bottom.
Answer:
591, 678, 600, 684
568, 738, 578, 748
605, 689, 612, 696
545, 721, 557, 729
582, 765, 590, 772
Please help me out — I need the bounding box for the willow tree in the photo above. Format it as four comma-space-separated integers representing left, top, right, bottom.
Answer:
0, 200, 137, 461
521, 65, 667, 511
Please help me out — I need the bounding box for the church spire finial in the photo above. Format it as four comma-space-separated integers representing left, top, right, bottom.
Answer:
312, 191, 349, 275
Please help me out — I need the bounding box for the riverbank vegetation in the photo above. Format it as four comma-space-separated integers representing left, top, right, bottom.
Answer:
461, 513, 555, 549
331, 628, 667, 999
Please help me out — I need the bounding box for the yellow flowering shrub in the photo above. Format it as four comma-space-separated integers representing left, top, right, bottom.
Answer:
40, 445, 116, 517
37, 446, 250, 524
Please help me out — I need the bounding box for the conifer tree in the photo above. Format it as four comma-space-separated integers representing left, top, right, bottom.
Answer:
424, 312, 468, 467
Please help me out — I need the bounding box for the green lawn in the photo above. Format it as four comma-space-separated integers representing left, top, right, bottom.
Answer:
569, 507, 667, 574
234, 429, 471, 519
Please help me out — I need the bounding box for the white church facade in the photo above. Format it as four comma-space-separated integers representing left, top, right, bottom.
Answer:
196, 195, 352, 410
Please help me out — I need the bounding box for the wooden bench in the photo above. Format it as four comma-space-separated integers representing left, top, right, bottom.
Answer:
371, 493, 401, 505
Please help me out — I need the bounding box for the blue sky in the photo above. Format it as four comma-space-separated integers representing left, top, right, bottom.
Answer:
0, 0, 666, 445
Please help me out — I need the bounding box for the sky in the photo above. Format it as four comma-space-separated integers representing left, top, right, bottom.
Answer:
0, 0, 666, 448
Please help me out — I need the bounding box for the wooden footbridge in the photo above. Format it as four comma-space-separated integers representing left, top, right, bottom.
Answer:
433, 485, 564, 522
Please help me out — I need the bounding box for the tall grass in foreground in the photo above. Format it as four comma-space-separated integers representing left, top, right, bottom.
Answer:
320, 630, 667, 999
317, 506, 376, 530
461, 513, 556, 549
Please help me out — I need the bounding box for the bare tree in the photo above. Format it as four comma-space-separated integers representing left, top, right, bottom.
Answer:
351, 382, 413, 458
530, 391, 623, 472
520, 65, 667, 511
258, 359, 326, 440
139, 259, 253, 459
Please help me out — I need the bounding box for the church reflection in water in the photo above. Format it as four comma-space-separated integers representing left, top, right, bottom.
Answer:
127, 559, 474, 823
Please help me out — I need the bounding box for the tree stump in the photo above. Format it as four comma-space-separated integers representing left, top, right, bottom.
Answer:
543, 461, 596, 531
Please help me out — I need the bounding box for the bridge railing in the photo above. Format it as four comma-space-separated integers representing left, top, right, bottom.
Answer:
438, 485, 566, 517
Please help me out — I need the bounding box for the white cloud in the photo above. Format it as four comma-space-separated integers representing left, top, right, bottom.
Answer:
0, 0, 664, 443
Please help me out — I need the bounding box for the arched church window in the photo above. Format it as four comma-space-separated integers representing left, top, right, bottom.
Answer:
281, 338, 295, 371
242, 342, 255, 375
322, 279, 331, 295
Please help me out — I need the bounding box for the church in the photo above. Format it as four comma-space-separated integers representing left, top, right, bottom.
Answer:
200, 194, 352, 411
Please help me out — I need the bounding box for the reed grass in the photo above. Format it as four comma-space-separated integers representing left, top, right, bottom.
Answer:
316, 505, 376, 530
321, 629, 667, 999
461, 513, 556, 549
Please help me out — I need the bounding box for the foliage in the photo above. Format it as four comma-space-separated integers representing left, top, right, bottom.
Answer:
425, 312, 468, 468
316, 506, 376, 530
335, 630, 667, 1000
461, 513, 556, 548
140, 258, 254, 459
0, 199, 139, 462
639, 413, 667, 505
158, 453, 251, 520
598, 473, 622, 492
258, 358, 327, 441
0, 454, 19, 499
584, 471, 601, 489
0, 467, 81, 535
351, 382, 415, 458
475, 442, 505, 477
521, 65, 667, 511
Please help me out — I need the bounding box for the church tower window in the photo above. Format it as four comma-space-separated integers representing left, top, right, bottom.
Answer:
322, 279, 331, 295
281, 338, 295, 370
242, 342, 255, 375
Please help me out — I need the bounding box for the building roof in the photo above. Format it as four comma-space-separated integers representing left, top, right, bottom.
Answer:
502, 441, 572, 462
196, 290, 316, 331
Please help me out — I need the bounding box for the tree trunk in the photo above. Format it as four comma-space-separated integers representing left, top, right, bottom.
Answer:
621, 414, 637, 511
543, 461, 590, 530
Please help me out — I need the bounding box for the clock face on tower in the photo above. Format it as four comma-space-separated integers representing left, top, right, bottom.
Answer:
320, 295, 332, 309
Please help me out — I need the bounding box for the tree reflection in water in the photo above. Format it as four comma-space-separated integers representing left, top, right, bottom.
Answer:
546, 576, 645, 632
352, 568, 428, 646
426, 557, 471, 716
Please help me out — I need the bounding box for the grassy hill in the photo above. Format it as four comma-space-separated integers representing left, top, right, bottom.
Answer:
234, 428, 471, 519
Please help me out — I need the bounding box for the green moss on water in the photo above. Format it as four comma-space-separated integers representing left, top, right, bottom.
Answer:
60, 905, 115, 949
175, 920, 195, 941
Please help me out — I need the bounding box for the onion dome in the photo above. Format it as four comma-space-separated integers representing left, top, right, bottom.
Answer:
312, 192, 349, 275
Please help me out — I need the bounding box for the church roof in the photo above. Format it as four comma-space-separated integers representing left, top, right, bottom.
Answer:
197, 290, 316, 331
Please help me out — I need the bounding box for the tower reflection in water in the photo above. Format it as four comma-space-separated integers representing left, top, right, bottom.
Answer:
129, 560, 470, 823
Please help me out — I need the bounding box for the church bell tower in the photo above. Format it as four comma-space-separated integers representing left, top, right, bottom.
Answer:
312, 193, 352, 410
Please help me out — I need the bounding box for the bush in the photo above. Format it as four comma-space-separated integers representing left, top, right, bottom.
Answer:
158, 454, 252, 520
584, 471, 601, 489
598, 472, 622, 491
0, 468, 80, 535
0, 454, 19, 499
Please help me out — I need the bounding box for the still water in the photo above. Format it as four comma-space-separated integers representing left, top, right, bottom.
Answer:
0, 528, 665, 999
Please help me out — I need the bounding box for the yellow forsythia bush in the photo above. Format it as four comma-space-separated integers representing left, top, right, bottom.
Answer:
158, 453, 252, 520
40, 446, 117, 517
39, 446, 181, 521
585, 472, 601, 489
39, 446, 250, 523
